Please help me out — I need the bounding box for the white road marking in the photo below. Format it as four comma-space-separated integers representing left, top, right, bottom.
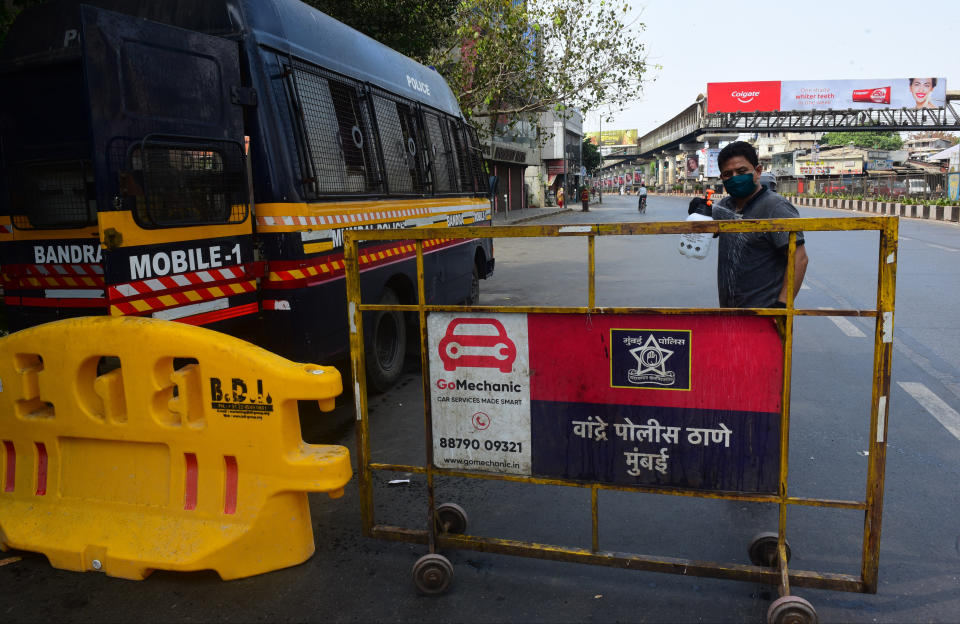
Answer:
800, 283, 810, 290
898, 382, 960, 441
926, 242, 958, 252
817, 307, 866, 337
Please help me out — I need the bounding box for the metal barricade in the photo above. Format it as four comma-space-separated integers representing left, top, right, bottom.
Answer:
345, 216, 897, 624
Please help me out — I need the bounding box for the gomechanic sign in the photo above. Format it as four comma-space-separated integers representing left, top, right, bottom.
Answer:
428, 312, 784, 493
707, 77, 947, 113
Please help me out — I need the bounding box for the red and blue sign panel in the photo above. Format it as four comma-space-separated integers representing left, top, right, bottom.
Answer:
527, 314, 783, 493
428, 312, 784, 494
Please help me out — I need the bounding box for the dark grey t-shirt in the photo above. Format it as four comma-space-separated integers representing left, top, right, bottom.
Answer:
715, 188, 804, 308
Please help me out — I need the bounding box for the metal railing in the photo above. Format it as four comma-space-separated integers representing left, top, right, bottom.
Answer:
777, 173, 947, 200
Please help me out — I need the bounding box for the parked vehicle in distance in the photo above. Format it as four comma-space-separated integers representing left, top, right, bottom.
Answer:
871, 180, 907, 198
908, 179, 931, 194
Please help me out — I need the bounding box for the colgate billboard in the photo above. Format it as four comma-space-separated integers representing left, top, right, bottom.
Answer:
707, 81, 781, 113
707, 78, 946, 113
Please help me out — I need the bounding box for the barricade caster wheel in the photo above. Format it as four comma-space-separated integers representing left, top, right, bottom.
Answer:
412, 553, 453, 595
748, 532, 792, 567
436, 502, 468, 534
767, 595, 818, 624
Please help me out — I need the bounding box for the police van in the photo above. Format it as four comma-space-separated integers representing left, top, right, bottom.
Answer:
0, 0, 494, 390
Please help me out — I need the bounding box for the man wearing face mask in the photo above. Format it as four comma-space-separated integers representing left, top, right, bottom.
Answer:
688, 141, 808, 308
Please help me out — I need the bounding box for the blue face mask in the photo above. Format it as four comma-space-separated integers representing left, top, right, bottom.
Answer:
723, 173, 757, 198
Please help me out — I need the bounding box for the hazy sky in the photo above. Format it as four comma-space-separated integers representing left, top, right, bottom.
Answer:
584, 0, 960, 137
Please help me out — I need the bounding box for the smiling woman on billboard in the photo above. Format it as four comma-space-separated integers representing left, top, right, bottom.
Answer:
909, 77, 938, 109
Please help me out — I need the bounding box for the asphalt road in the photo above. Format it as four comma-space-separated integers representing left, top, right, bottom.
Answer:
3, 194, 958, 623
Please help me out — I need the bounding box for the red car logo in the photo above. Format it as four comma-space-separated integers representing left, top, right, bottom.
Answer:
438, 318, 517, 373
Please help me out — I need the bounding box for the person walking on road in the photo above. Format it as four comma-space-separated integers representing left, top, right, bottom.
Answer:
687, 141, 808, 308
556, 186, 564, 208
581, 186, 590, 212
637, 182, 648, 213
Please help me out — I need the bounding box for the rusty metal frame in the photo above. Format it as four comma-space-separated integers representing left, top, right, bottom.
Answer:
345, 215, 897, 597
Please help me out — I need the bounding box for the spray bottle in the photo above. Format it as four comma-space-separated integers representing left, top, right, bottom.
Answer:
678, 189, 715, 260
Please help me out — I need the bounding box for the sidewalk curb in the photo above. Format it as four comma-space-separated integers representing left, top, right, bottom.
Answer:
494, 208, 573, 225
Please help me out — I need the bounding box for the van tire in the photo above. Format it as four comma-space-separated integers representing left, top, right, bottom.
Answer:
366, 286, 406, 393
465, 265, 480, 305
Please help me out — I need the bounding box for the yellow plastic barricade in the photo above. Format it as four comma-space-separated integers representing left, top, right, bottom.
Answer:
0, 316, 351, 580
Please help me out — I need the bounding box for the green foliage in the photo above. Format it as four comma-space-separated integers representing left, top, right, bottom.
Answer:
0, 0, 48, 48
820, 131, 903, 150
306, 0, 458, 61
581, 138, 601, 173
428, 0, 650, 136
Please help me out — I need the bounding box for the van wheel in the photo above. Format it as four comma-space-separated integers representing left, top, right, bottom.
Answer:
465, 265, 480, 305
366, 287, 406, 393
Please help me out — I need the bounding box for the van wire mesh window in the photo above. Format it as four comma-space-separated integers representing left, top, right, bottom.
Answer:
286, 60, 383, 196
448, 120, 474, 192
9, 160, 98, 229
424, 112, 457, 193
279, 55, 486, 199
465, 126, 488, 194
128, 137, 248, 228
371, 88, 431, 195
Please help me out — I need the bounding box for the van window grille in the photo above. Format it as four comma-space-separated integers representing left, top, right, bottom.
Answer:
370, 89, 432, 195
9, 160, 97, 229
277, 55, 485, 199
286, 61, 382, 196
448, 122, 474, 192
465, 125, 488, 194
423, 112, 457, 193
128, 137, 248, 228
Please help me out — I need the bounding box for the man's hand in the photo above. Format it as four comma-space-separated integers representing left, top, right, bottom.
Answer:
688, 197, 712, 217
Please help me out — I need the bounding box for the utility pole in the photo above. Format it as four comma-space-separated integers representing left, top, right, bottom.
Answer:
598, 114, 603, 203
559, 95, 566, 208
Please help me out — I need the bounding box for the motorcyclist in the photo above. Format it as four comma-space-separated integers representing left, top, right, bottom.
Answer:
759, 172, 778, 192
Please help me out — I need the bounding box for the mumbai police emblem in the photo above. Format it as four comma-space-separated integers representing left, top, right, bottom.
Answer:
610, 329, 691, 390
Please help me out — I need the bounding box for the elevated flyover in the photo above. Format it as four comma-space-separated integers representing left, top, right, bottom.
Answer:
638, 92, 960, 158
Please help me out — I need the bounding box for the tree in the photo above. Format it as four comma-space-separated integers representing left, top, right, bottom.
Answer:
581, 138, 601, 173
820, 131, 903, 150
0, 0, 47, 48
428, 0, 651, 134
306, 0, 458, 61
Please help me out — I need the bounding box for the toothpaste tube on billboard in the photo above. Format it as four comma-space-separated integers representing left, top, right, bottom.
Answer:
852, 87, 891, 104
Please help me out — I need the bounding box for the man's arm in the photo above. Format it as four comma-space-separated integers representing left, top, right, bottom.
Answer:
777, 244, 808, 304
